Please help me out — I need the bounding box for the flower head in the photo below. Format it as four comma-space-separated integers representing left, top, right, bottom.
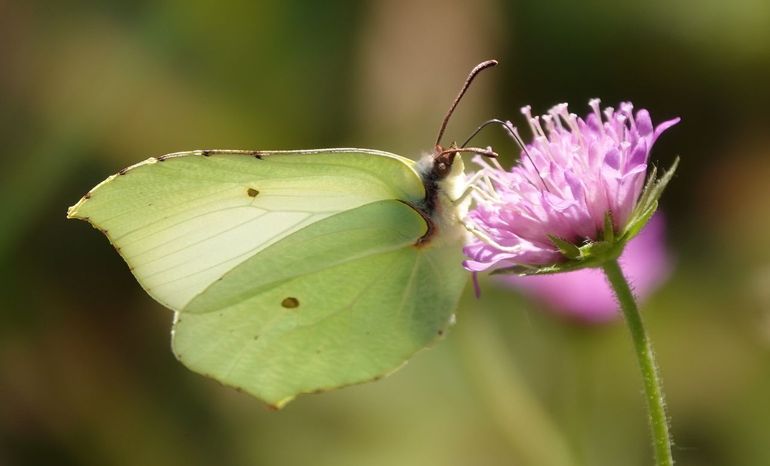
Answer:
463, 99, 679, 274
505, 213, 671, 322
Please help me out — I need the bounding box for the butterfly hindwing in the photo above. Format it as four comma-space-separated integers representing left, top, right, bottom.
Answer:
172, 199, 467, 407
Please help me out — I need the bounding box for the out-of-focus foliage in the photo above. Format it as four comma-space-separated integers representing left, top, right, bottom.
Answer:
1, 1, 769, 465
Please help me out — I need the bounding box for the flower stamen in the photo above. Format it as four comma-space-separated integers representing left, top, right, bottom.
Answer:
461, 220, 526, 254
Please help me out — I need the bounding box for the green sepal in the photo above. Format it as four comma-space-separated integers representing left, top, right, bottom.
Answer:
578, 239, 618, 259
547, 234, 581, 259
492, 236, 623, 276
622, 201, 657, 242
491, 260, 590, 276
623, 157, 679, 241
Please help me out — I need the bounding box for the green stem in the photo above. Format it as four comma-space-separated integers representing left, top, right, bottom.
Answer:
602, 259, 673, 466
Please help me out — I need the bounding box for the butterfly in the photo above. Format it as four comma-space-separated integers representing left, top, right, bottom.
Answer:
67, 60, 498, 408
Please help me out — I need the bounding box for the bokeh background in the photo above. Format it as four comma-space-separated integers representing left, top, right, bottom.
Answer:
2, 1, 769, 465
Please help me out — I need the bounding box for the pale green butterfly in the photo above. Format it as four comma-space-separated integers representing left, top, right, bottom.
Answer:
67, 60, 498, 408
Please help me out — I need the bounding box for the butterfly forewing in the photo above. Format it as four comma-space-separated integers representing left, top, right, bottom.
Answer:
68, 149, 426, 311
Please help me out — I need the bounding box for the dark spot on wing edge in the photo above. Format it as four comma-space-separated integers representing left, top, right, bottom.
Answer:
281, 297, 299, 308
247, 188, 259, 197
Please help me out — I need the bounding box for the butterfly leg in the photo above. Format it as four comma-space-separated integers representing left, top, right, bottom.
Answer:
454, 170, 499, 205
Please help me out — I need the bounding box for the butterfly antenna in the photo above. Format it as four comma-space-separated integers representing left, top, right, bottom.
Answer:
438, 146, 498, 158
434, 60, 498, 148
462, 118, 551, 192
460, 118, 510, 148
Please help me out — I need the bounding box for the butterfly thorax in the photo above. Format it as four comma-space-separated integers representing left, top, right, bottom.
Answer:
415, 152, 469, 247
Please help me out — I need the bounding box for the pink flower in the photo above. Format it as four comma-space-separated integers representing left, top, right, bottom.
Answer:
463, 100, 679, 273
504, 213, 670, 322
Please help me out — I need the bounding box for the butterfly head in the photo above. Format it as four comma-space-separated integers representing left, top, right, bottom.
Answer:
416, 59, 499, 226
431, 144, 459, 180
429, 143, 497, 181
430, 60, 499, 182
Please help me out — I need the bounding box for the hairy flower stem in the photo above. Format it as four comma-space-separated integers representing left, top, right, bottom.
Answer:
602, 259, 673, 466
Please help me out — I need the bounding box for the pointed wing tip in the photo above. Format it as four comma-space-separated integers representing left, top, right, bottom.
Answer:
270, 396, 294, 410
67, 195, 99, 224
66, 200, 86, 220
232, 388, 294, 411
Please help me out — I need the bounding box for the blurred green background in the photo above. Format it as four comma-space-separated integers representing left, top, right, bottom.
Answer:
2, 1, 770, 465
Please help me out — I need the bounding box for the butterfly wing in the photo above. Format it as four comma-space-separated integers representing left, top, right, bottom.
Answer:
67, 149, 425, 311
173, 199, 468, 407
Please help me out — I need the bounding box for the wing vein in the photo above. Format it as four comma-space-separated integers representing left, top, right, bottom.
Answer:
147, 213, 314, 288
98, 184, 238, 227
130, 210, 270, 268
